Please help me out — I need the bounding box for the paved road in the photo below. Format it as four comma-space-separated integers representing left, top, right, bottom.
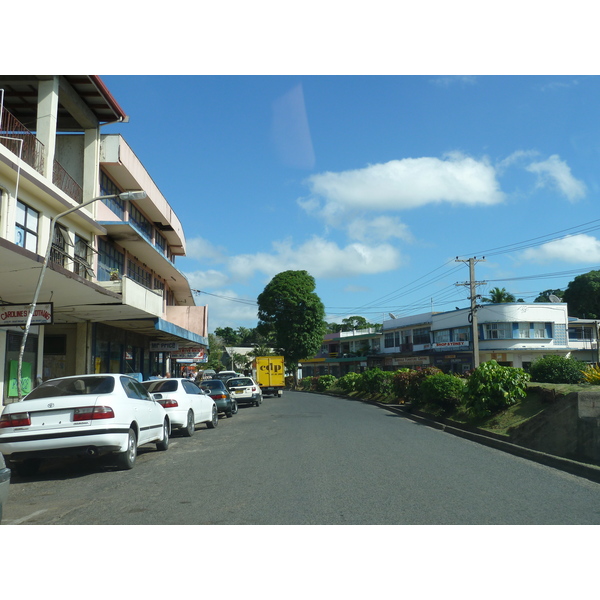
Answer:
3, 390, 600, 525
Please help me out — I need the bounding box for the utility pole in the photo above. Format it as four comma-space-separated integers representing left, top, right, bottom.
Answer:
456, 257, 486, 369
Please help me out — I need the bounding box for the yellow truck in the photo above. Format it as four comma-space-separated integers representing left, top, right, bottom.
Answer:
253, 356, 285, 397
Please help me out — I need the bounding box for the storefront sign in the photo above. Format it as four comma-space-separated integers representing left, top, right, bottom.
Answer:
432, 341, 470, 350
150, 341, 179, 352
393, 356, 430, 365
171, 347, 207, 362
0, 303, 53, 326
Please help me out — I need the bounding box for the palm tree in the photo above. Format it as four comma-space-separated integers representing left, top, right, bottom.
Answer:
482, 287, 516, 303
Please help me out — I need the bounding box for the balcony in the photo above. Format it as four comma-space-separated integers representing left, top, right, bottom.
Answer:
0, 106, 82, 203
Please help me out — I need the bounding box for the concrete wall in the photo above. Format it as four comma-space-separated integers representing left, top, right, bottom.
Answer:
508, 389, 600, 463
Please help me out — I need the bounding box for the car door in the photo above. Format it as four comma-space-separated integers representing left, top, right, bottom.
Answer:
121, 376, 161, 445
182, 379, 210, 423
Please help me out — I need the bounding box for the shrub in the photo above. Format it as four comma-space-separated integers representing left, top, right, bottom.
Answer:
355, 368, 394, 396
464, 360, 530, 419
407, 367, 443, 406
419, 373, 465, 411
315, 374, 337, 392
582, 364, 600, 385
392, 369, 413, 401
529, 355, 586, 384
337, 372, 361, 393
300, 377, 313, 391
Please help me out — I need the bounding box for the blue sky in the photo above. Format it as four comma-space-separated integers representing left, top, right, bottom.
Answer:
99, 74, 600, 332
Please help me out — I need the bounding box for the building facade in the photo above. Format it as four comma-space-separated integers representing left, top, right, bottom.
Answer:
0, 76, 208, 405
302, 303, 597, 379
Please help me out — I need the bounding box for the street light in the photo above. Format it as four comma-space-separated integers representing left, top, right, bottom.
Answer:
16, 190, 147, 400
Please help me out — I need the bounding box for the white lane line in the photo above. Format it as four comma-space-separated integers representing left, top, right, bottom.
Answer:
6, 509, 48, 525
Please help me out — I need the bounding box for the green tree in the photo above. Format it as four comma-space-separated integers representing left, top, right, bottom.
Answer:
482, 287, 520, 303
204, 333, 227, 371
534, 289, 564, 303
562, 270, 600, 318
213, 327, 239, 345
257, 270, 327, 383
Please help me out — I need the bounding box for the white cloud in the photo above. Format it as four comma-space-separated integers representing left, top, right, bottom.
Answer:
228, 236, 403, 280
304, 153, 504, 217
185, 269, 230, 289
526, 154, 586, 202
347, 216, 414, 243
520, 234, 600, 263
185, 237, 227, 263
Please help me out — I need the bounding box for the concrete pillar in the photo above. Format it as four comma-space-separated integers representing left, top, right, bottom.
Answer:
75, 322, 93, 374
83, 128, 100, 202
36, 77, 60, 179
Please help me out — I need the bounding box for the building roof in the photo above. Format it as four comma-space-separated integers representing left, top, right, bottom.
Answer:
0, 75, 128, 130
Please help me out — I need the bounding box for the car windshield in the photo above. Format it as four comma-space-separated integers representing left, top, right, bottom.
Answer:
142, 380, 178, 393
25, 376, 115, 399
201, 380, 224, 391
227, 378, 252, 387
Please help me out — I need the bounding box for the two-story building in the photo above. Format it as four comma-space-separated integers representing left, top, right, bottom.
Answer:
0, 75, 208, 404
300, 328, 382, 378
380, 303, 580, 373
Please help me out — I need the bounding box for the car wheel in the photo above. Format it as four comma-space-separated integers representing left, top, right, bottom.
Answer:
182, 410, 195, 437
117, 428, 137, 470
156, 419, 170, 451
206, 405, 218, 429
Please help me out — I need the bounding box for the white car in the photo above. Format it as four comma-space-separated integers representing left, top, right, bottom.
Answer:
141, 378, 218, 436
0, 374, 170, 476
225, 376, 263, 407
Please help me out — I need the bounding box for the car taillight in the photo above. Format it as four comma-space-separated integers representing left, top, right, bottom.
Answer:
0, 412, 31, 428
210, 394, 227, 400
73, 406, 115, 421
157, 399, 178, 408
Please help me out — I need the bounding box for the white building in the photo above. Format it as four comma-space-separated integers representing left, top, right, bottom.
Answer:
381, 303, 578, 373
0, 76, 208, 404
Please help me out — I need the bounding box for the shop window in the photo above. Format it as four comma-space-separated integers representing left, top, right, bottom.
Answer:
15, 200, 39, 252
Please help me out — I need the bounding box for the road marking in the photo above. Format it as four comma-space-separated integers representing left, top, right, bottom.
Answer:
6, 509, 48, 525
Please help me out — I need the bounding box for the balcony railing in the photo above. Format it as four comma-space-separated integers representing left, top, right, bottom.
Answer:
1, 105, 83, 203
0, 106, 45, 175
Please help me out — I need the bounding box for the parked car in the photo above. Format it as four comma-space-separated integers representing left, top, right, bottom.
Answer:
142, 378, 218, 435
213, 371, 239, 383
225, 376, 263, 407
0, 374, 170, 475
0, 454, 10, 524
200, 379, 237, 417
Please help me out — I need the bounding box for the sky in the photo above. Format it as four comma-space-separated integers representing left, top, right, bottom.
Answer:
98, 73, 600, 333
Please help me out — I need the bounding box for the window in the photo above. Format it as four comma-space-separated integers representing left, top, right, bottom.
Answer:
533, 322, 549, 339
568, 327, 593, 341
384, 333, 395, 348
484, 323, 512, 339
50, 225, 70, 267
413, 327, 431, 345
129, 204, 153, 241
74, 235, 94, 279
155, 231, 167, 255
127, 259, 152, 289
433, 329, 450, 343
517, 322, 530, 338
454, 327, 470, 342
15, 200, 39, 252
97, 238, 124, 281
99, 171, 125, 219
